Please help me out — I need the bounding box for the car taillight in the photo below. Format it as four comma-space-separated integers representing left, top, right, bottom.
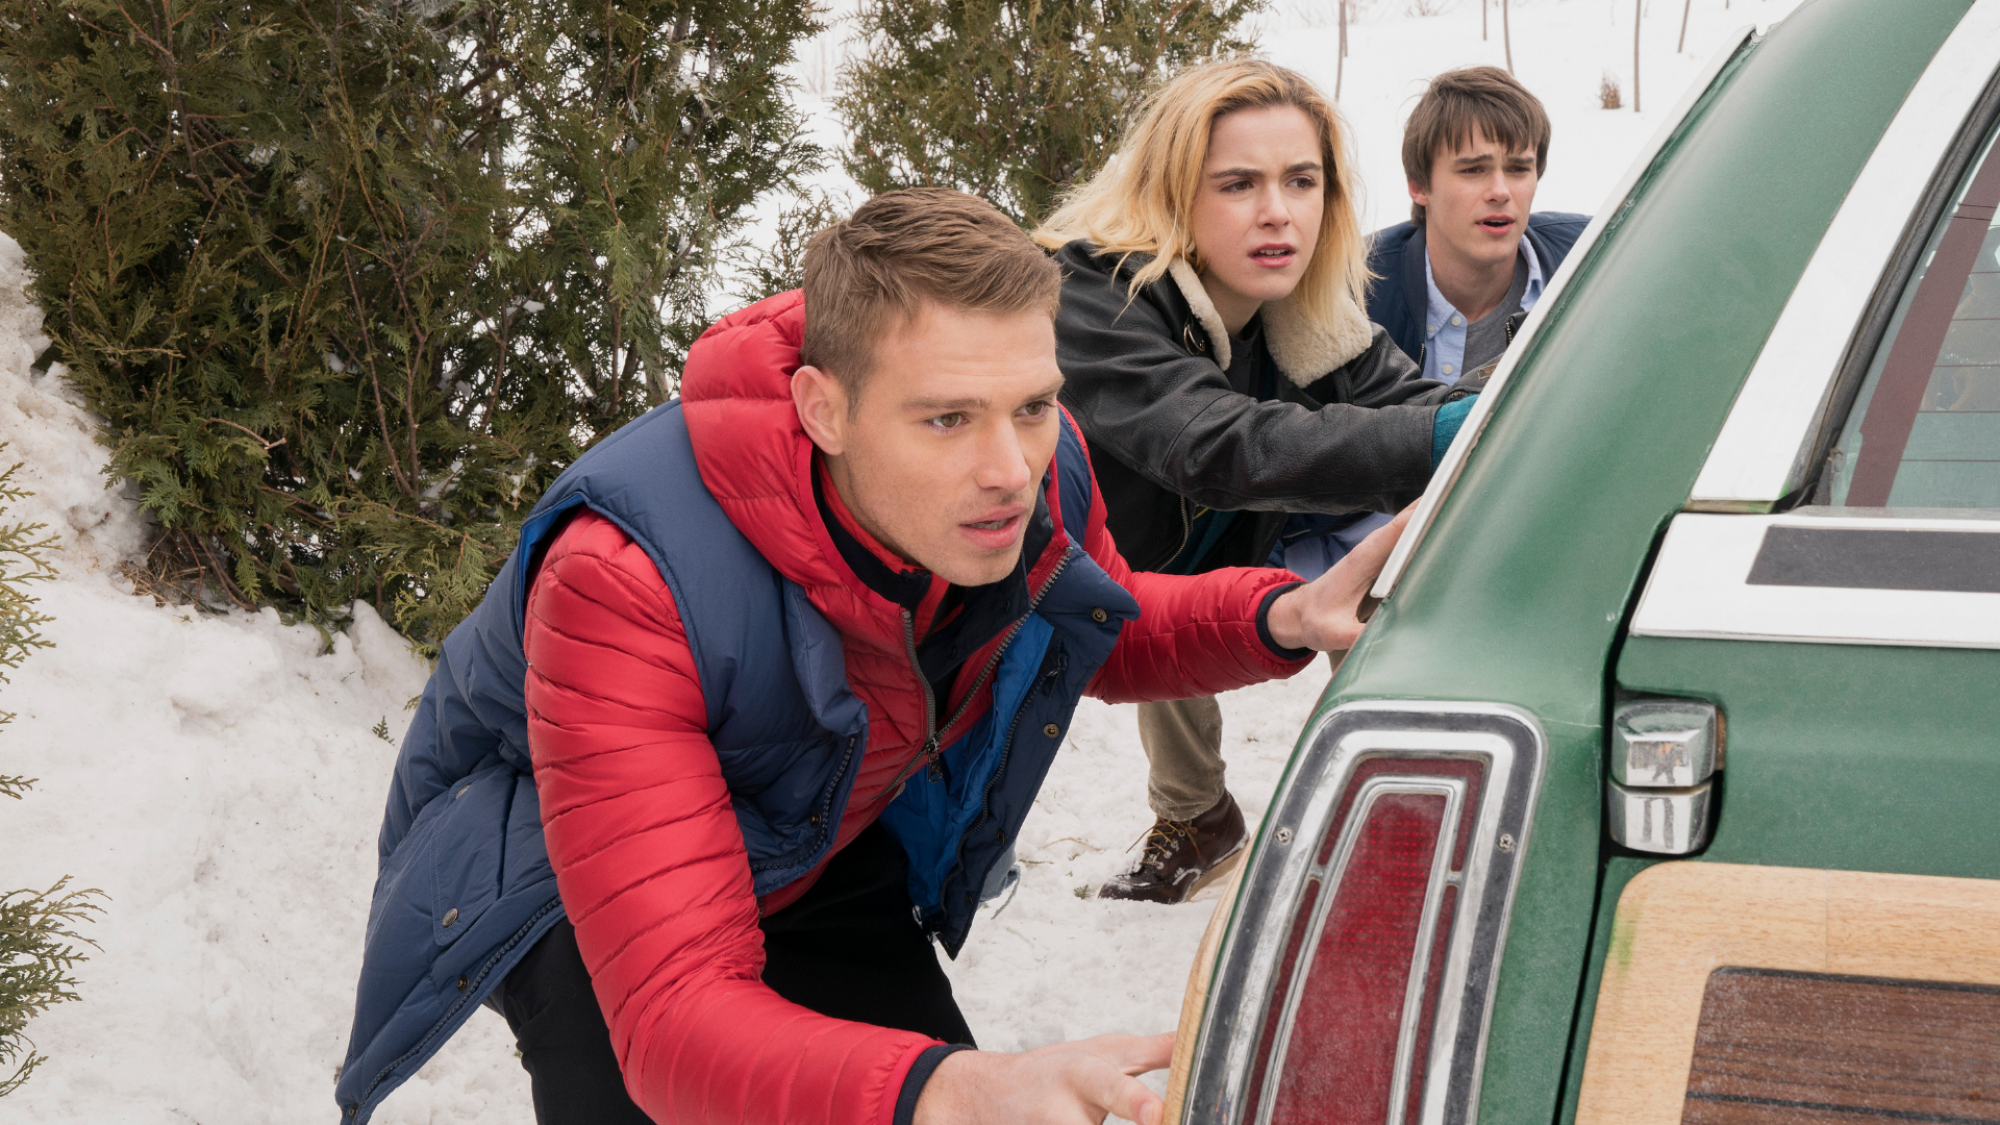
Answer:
1269, 790, 1447, 1123
1246, 764, 1475, 1125
1176, 705, 1544, 1125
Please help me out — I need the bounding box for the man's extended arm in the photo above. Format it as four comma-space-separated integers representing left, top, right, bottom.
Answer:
523, 511, 936, 1125
1066, 424, 1328, 703
525, 497, 1405, 1125
915, 464, 1409, 1125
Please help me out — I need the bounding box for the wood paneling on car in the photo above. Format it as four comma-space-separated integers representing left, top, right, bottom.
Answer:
1683, 967, 2000, 1124
1573, 862, 2000, 1124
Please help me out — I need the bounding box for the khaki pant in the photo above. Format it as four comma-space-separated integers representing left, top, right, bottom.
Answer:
1137, 652, 1347, 822
1137, 695, 1226, 822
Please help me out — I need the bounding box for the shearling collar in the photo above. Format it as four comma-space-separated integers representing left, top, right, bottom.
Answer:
1165, 258, 1374, 388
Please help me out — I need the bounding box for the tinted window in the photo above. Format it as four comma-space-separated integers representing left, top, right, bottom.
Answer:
1825, 118, 2000, 510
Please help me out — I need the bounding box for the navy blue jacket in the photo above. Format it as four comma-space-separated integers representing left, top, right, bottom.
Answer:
333, 400, 1136, 1123
1365, 212, 1591, 367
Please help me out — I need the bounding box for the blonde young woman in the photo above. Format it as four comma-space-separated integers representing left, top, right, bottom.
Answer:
1035, 59, 1480, 904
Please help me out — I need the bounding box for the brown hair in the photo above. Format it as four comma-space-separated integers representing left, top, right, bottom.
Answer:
1401, 66, 1551, 224
800, 187, 1062, 399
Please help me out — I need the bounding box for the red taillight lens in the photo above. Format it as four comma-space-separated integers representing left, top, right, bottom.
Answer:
1270, 792, 1446, 1124
1244, 758, 1483, 1125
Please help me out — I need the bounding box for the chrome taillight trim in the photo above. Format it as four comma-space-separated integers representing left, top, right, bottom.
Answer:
1257, 776, 1468, 1125
1179, 703, 1546, 1125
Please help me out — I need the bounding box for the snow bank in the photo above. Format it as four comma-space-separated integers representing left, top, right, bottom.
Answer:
0, 3, 1804, 1121
0, 234, 145, 573
0, 221, 480, 1120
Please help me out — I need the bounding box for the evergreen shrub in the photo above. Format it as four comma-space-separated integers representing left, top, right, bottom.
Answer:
0, 880, 96, 1097
837, 0, 1264, 227
0, 453, 99, 1098
0, 0, 821, 651
0, 458, 51, 805
729, 189, 841, 305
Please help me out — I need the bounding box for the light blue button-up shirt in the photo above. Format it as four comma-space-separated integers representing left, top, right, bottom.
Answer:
1419, 237, 1544, 383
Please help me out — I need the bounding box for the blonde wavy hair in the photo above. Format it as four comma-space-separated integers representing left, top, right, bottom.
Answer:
1033, 59, 1368, 322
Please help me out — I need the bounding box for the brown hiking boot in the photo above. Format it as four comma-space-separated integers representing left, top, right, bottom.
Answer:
1097, 792, 1247, 904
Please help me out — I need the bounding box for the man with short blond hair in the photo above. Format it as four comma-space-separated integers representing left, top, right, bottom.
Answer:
337, 187, 1403, 1125
1368, 66, 1589, 383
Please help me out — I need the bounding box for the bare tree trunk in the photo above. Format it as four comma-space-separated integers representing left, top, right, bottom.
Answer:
1678, 0, 1691, 52
1337, 0, 1348, 98
1502, 0, 1513, 73
1483, 0, 1488, 40
1634, 0, 1643, 112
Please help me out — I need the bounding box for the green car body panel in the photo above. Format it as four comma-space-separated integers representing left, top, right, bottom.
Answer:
1266, 2, 1985, 1122
1616, 637, 2000, 882
1558, 638, 2000, 1119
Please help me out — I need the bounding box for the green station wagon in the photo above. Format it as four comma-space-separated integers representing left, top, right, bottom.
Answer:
1165, 1, 2000, 1122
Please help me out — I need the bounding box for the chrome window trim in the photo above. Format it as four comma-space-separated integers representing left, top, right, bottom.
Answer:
1256, 775, 1467, 1125
1178, 702, 1546, 1125
1688, 0, 2000, 512
1368, 26, 1757, 608
1630, 510, 2000, 648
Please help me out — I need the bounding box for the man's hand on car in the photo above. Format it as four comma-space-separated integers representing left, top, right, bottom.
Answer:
909, 508, 1409, 1125
913, 1032, 1175, 1125
1265, 505, 1413, 653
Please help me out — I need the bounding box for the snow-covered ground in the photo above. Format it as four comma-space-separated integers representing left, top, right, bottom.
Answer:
1, 3, 1802, 1121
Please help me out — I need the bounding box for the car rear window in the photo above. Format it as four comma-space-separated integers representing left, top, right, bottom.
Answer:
1825, 117, 2000, 510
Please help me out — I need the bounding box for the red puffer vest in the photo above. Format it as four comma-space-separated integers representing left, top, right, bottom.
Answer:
521, 290, 1312, 1124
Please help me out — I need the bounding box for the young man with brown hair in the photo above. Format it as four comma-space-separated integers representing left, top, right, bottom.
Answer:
1367, 65, 1589, 384
335, 187, 1404, 1125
